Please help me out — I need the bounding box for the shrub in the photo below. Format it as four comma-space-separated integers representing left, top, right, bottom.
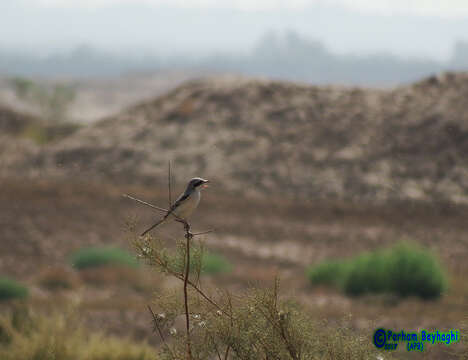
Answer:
0, 278, 28, 301
307, 242, 447, 299
386, 243, 447, 299
306, 260, 350, 287
343, 251, 389, 296
70, 247, 138, 270
130, 213, 390, 360
148, 279, 386, 360
201, 252, 232, 275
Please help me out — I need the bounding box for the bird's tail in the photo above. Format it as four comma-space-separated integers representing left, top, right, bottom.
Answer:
140, 215, 168, 236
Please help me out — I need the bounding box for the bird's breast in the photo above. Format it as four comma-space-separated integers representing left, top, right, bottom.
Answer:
174, 190, 200, 219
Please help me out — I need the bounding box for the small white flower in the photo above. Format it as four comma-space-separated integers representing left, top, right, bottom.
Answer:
198, 321, 206, 327
170, 327, 177, 336
157, 313, 166, 320
192, 314, 201, 320
216, 310, 222, 316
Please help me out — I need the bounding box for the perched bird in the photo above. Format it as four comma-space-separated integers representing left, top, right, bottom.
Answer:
141, 177, 209, 236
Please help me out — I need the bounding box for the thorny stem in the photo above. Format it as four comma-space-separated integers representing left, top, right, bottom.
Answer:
223, 290, 233, 360
182, 219, 193, 360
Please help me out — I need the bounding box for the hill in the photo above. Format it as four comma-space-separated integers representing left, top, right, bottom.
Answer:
0, 104, 35, 134
5, 72, 468, 204
0, 105, 40, 172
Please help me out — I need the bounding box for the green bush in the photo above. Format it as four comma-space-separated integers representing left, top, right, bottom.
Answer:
70, 247, 138, 270
307, 242, 447, 299
386, 243, 447, 299
201, 252, 232, 274
169, 248, 233, 276
306, 260, 349, 287
0, 278, 28, 301
343, 251, 390, 296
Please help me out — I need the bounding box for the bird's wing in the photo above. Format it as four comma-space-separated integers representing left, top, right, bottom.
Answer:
170, 192, 190, 212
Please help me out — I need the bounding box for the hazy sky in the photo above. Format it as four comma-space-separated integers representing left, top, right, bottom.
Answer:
31, 0, 468, 17
2, 0, 468, 60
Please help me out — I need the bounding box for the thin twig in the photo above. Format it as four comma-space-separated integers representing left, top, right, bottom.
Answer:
192, 229, 215, 236
224, 344, 231, 360
224, 290, 234, 360
185, 277, 229, 316
123, 194, 168, 213
147, 305, 175, 358
168, 161, 172, 209
205, 325, 223, 360
182, 220, 193, 360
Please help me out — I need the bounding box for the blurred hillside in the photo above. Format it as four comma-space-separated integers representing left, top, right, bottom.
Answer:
0, 71, 200, 123
3, 71, 468, 205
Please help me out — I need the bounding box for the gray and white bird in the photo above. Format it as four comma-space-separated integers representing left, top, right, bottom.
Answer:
141, 177, 209, 236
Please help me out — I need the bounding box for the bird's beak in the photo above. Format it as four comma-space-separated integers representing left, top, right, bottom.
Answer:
202, 180, 209, 188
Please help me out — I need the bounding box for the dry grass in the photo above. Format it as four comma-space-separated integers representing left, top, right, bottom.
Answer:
0, 306, 157, 360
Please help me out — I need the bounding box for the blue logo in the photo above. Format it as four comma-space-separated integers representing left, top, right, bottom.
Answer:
373, 328, 398, 350
373, 328, 460, 352
373, 328, 387, 348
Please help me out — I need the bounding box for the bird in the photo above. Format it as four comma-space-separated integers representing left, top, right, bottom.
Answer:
140, 177, 209, 236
